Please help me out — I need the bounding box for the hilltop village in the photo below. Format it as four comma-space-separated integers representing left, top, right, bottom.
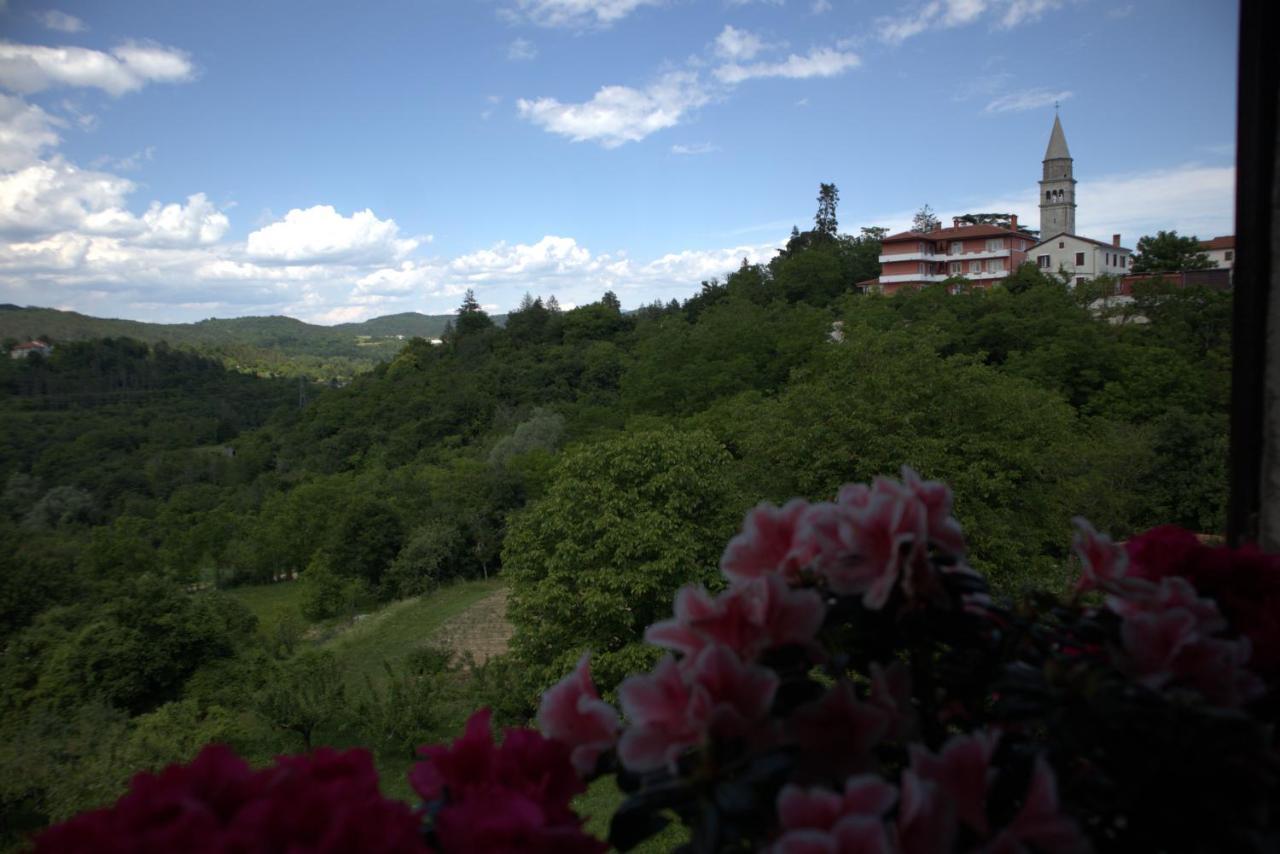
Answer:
861, 113, 1233, 298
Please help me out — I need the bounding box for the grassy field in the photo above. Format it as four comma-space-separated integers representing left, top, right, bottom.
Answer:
226, 577, 681, 850
320, 578, 505, 690
226, 579, 308, 627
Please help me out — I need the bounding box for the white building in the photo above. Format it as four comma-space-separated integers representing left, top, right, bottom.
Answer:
1030, 232, 1133, 287
1199, 235, 1235, 270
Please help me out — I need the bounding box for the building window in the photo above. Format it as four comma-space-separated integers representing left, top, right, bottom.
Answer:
1058, 241, 1065, 249
1076, 277, 1086, 287
1121, 256, 1127, 268
1075, 252, 1085, 266
950, 242, 963, 255
1037, 254, 1050, 269
985, 238, 1004, 251
1225, 250, 1234, 261
969, 260, 981, 274
950, 262, 961, 275
988, 258, 1004, 272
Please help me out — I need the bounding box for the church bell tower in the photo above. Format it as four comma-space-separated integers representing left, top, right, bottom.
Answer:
1039, 111, 1076, 236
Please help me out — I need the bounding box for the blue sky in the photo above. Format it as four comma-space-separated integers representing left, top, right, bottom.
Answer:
0, 0, 1237, 323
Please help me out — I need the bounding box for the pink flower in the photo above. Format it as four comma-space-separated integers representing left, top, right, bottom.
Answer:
645, 575, 826, 662
790, 681, 889, 779
868, 660, 917, 741
617, 645, 778, 773
821, 486, 925, 609
37, 745, 427, 854
537, 654, 620, 777
1118, 608, 1199, 689
772, 776, 897, 854
721, 499, 817, 582
1125, 525, 1280, 680
1108, 576, 1262, 706
901, 467, 967, 559
411, 709, 603, 853
895, 771, 957, 854
907, 730, 1000, 835
1071, 517, 1129, 594
987, 757, 1088, 854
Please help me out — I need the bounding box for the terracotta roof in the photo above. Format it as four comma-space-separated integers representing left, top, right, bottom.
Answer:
1030, 231, 1132, 252
883, 224, 1027, 242
1199, 235, 1234, 251
12, 340, 49, 350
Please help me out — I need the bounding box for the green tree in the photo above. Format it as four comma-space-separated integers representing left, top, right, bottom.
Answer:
254, 650, 347, 750
504, 429, 743, 691
815, 183, 839, 237
326, 498, 404, 589
912, 204, 940, 232
453, 289, 494, 336
1130, 230, 1214, 273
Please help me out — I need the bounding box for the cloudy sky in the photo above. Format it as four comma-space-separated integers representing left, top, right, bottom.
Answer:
0, 0, 1237, 323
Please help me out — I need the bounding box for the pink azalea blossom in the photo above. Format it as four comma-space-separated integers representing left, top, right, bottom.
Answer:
617, 645, 778, 773
1109, 576, 1262, 706
907, 730, 1000, 835
824, 486, 925, 609
901, 466, 967, 559
645, 575, 826, 662
868, 660, 917, 741
790, 681, 889, 778
1070, 517, 1130, 594
411, 709, 603, 853
721, 499, 817, 582
772, 776, 897, 854
987, 757, 1089, 854
537, 654, 621, 777
895, 770, 957, 854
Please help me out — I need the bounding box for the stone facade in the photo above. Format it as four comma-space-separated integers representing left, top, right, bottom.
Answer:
1039, 113, 1077, 236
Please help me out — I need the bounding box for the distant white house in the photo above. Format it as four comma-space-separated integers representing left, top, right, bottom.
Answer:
1199, 235, 1235, 271
1029, 232, 1133, 287
9, 340, 52, 359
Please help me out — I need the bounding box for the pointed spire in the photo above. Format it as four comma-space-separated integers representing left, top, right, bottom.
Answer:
1044, 113, 1071, 161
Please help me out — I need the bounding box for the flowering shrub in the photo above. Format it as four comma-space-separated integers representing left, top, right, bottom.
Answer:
38, 469, 1280, 852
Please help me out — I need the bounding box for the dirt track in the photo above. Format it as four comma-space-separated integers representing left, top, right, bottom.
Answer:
432, 587, 512, 664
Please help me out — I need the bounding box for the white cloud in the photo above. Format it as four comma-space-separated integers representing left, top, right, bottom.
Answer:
139, 193, 229, 246
505, 0, 663, 28
984, 88, 1071, 113
0, 40, 194, 96
507, 37, 538, 61
0, 157, 136, 238
715, 46, 859, 85
878, 0, 1064, 44
0, 92, 62, 169
998, 0, 1063, 28
35, 10, 86, 33
91, 145, 155, 172
713, 25, 767, 61
811, 0, 833, 13
671, 142, 719, 155
517, 70, 709, 147
246, 206, 420, 264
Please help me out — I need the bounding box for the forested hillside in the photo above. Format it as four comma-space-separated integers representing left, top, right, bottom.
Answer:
0, 219, 1230, 848
0, 306, 466, 380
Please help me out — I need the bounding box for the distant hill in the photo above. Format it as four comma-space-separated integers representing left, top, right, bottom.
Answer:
0, 306, 468, 379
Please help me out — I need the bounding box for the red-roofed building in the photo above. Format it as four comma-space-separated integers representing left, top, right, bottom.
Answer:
9, 340, 52, 359
869, 217, 1036, 295
1198, 235, 1235, 271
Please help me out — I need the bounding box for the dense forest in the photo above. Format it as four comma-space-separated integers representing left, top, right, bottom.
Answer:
0, 306, 470, 380
0, 204, 1230, 848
